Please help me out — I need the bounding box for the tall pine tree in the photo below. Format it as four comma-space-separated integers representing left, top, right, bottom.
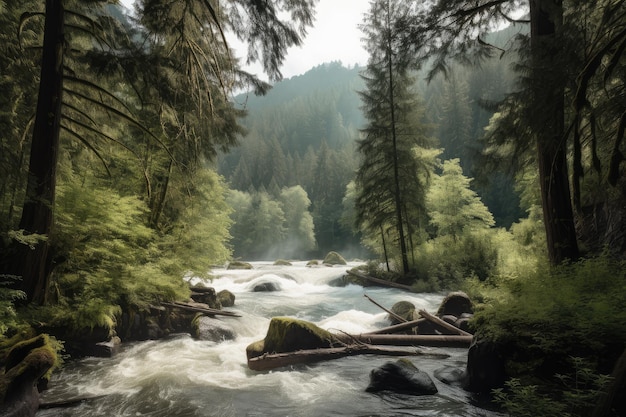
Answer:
355, 0, 434, 274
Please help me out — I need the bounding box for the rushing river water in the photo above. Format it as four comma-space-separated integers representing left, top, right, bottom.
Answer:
38, 262, 500, 417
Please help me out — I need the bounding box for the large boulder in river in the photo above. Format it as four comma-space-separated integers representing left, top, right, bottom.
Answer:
246, 317, 334, 360
322, 251, 347, 265
217, 289, 235, 307
0, 334, 57, 417
366, 359, 438, 395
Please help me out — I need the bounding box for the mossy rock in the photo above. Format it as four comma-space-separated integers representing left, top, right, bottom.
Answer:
390, 301, 418, 324
323, 251, 347, 265
227, 261, 253, 270
306, 260, 320, 267
273, 259, 292, 266
0, 334, 58, 405
246, 317, 334, 359
217, 289, 235, 307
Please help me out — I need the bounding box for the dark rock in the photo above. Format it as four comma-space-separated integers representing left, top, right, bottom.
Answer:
464, 336, 507, 393
217, 290, 235, 307
455, 317, 472, 333
92, 336, 121, 358
190, 285, 220, 308
436, 291, 473, 317
252, 281, 281, 292
416, 320, 439, 335
389, 301, 418, 325
366, 359, 438, 395
192, 316, 236, 342
41, 325, 111, 358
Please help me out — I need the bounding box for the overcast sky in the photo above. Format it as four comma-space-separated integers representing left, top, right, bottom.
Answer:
119, 0, 370, 79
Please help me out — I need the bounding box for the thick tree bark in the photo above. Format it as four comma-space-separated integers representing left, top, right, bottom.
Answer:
2, 0, 65, 304
530, 0, 579, 265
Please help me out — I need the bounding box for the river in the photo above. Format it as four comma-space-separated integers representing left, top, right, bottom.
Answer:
37, 261, 500, 416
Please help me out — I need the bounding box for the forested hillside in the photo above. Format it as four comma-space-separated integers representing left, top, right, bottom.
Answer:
219, 43, 520, 259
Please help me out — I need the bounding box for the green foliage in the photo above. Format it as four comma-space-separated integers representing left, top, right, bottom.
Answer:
493, 378, 569, 417
472, 254, 626, 378
0, 276, 25, 337
493, 358, 613, 417
49, 173, 192, 332
427, 159, 495, 240
227, 186, 317, 260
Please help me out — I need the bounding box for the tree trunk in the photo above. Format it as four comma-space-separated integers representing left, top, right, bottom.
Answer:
247, 344, 450, 371
385, 3, 410, 275
2, 0, 65, 305
335, 333, 473, 348
530, 0, 579, 265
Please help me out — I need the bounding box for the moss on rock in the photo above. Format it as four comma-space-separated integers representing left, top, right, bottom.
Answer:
227, 261, 253, 270
323, 251, 347, 265
0, 334, 58, 404
246, 317, 335, 359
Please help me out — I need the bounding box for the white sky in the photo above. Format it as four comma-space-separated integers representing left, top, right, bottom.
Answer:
119, 0, 370, 79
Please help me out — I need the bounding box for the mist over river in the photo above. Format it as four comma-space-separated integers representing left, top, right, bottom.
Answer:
37, 262, 501, 416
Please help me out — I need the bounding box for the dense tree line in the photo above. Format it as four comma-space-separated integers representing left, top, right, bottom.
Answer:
0, 0, 315, 317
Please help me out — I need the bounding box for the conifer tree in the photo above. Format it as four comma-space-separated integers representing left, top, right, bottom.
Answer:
0, 0, 316, 304
355, 0, 434, 274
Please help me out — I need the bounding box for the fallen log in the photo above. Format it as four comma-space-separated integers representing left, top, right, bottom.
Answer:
247, 344, 449, 371
418, 309, 472, 336
363, 318, 426, 335
162, 302, 241, 317
364, 294, 407, 323
346, 270, 415, 292
335, 333, 473, 348
39, 394, 108, 409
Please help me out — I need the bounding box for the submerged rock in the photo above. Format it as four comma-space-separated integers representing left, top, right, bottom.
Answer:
366, 359, 438, 395
252, 281, 281, 292
273, 259, 292, 266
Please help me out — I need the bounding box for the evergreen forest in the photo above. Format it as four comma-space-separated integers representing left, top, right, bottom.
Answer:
1, 1, 626, 416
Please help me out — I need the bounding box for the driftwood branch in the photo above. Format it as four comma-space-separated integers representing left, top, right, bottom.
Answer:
418, 309, 472, 336
247, 344, 449, 371
364, 318, 426, 335
346, 270, 414, 292
39, 394, 108, 409
335, 333, 473, 348
364, 294, 407, 323
162, 301, 241, 317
